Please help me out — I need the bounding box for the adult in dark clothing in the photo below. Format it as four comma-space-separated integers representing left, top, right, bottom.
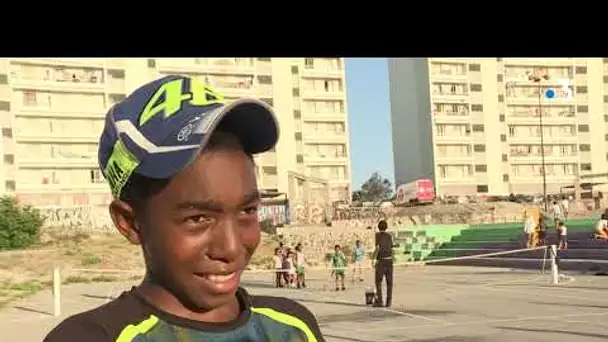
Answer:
373, 220, 394, 307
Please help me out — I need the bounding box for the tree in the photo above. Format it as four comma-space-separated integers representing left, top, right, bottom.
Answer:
0, 196, 44, 250
353, 172, 393, 203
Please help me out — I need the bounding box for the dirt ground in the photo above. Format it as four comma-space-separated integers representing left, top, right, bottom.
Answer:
0, 232, 280, 308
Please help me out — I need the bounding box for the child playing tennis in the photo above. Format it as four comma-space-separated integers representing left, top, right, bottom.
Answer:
330, 244, 347, 291
295, 243, 307, 289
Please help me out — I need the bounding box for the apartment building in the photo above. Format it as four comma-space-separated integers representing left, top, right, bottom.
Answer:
0, 58, 351, 206
389, 58, 607, 196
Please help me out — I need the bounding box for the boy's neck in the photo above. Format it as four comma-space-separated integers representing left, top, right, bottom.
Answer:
136, 278, 242, 324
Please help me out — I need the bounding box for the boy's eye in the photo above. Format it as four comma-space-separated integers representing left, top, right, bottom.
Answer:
242, 206, 259, 215
186, 215, 212, 224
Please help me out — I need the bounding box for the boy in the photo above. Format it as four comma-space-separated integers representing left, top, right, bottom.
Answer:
557, 220, 568, 250
373, 220, 394, 307
352, 240, 365, 283
295, 243, 307, 289
43, 76, 325, 342
273, 247, 284, 288
330, 244, 347, 291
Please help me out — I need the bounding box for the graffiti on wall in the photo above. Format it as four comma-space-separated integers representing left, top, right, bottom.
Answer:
291, 202, 326, 224
40, 206, 114, 233
258, 204, 289, 226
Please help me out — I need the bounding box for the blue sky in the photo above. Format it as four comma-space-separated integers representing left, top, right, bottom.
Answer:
345, 58, 395, 190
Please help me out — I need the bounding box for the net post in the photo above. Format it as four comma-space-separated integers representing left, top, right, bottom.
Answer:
53, 266, 61, 317
550, 244, 559, 285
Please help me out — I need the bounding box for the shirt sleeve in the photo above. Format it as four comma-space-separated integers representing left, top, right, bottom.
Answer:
43, 314, 109, 342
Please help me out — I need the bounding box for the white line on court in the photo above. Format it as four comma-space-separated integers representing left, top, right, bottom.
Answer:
291, 282, 449, 324
354, 310, 608, 334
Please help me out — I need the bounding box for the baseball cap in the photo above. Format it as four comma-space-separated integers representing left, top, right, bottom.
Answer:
98, 75, 279, 198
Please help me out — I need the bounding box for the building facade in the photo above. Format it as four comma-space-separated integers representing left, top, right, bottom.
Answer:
389, 58, 608, 196
0, 58, 351, 206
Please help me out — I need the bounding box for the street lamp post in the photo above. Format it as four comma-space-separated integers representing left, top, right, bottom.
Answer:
528, 70, 550, 213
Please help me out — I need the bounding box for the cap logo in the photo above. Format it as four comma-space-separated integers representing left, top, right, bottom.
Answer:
138, 78, 225, 127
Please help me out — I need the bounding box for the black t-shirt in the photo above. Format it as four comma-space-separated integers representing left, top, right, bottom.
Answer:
375, 231, 393, 260
43, 287, 325, 342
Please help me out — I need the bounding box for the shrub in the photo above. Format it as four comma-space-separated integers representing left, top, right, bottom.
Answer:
0, 196, 44, 250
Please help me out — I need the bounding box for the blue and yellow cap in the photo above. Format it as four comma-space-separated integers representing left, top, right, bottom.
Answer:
98, 75, 279, 198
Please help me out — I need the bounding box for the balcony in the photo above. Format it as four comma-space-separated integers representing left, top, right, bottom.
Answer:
18, 157, 97, 168
435, 153, 473, 164
13, 105, 106, 119
10, 72, 105, 94
301, 89, 344, 100
430, 70, 468, 83
507, 112, 576, 124
302, 111, 346, 122
432, 111, 470, 123
301, 67, 343, 79
158, 58, 255, 75
508, 152, 578, 163
432, 92, 469, 103
502, 58, 573, 66
14, 58, 106, 68
507, 134, 577, 144
14, 134, 98, 144
304, 154, 348, 165
303, 132, 347, 144
434, 133, 473, 143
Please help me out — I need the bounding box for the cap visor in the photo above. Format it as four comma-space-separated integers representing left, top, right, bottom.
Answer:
134, 98, 279, 179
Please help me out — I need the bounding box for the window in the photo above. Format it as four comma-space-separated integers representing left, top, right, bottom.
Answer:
90, 169, 105, 184
263, 166, 277, 175
475, 164, 487, 172
476, 185, 488, 193
3, 154, 14, 164
304, 58, 314, 69
292, 88, 300, 97
0, 74, 7, 84
107, 69, 125, 79
575, 66, 587, 74
257, 75, 272, 84
581, 163, 592, 172
296, 154, 304, 163
579, 144, 591, 152
468, 64, 481, 72
578, 124, 590, 133
2, 128, 12, 138
23, 92, 36, 105
576, 86, 588, 94
5, 180, 15, 191
498, 94, 504, 102
471, 104, 483, 112
472, 124, 484, 132
473, 144, 486, 152
291, 66, 299, 74
502, 154, 508, 161
470, 84, 482, 92
577, 105, 588, 113
294, 132, 302, 140
147, 59, 156, 68
293, 109, 301, 118
501, 134, 507, 141
262, 99, 274, 107
503, 174, 509, 182
497, 74, 503, 82
257, 58, 271, 62
499, 114, 505, 122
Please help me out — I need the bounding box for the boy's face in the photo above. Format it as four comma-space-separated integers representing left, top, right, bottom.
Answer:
135, 148, 261, 311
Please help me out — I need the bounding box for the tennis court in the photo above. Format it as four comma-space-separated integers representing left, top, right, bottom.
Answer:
1, 263, 607, 341
244, 265, 608, 342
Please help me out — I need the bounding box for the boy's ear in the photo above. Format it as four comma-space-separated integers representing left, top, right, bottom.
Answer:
109, 200, 142, 245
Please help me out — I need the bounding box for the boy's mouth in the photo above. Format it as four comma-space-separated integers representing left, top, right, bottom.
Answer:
194, 271, 241, 293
